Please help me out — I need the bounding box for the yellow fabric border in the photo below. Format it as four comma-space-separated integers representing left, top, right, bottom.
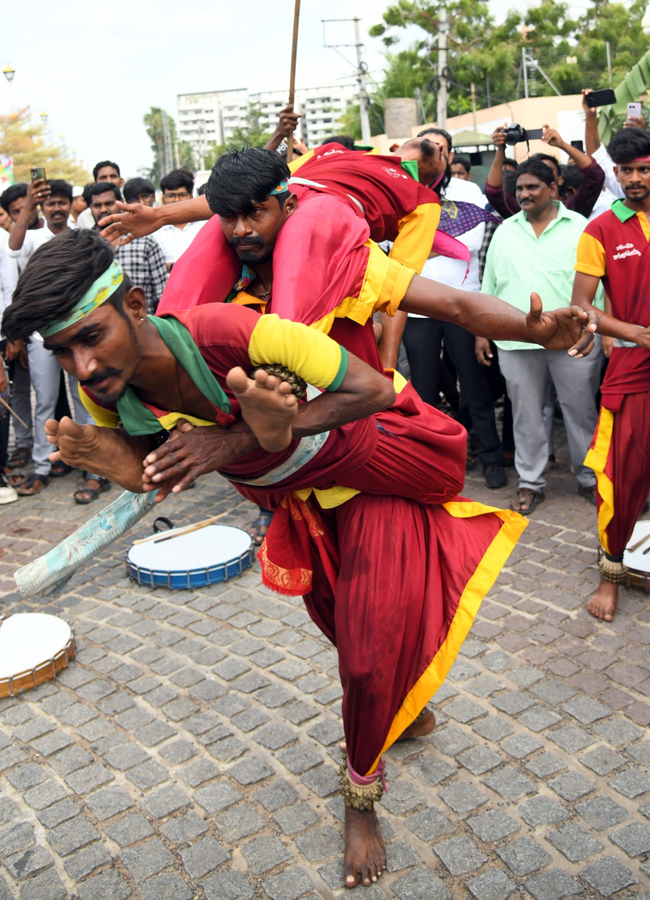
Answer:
78, 387, 120, 429
369, 501, 527, 773
584, 407, 615, 554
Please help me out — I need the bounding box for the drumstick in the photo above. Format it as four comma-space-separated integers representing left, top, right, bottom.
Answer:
153, 517, 218, 543
132, 515, 218, 545
627, 531, 650, 552
0, 395, 29, 429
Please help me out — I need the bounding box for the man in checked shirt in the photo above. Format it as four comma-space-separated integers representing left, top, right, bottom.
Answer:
87, 182, 167, 312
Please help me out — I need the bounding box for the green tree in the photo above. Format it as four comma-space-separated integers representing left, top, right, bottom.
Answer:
0, 107, 90, 184
143, 106, 195, 182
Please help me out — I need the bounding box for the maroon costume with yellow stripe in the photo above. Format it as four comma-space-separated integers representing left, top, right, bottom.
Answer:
576, 200, 650, 559
81, 304, 525, 778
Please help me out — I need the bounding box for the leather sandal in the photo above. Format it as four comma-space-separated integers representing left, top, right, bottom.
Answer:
509, 488, 545, 516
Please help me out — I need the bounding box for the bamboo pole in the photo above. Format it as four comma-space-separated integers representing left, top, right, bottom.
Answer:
286, 0, 301, 162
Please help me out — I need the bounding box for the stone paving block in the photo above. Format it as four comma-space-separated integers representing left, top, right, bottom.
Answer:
518, 795, 568, 827
457, 745, 502, 775
208, 736, 248, 762
254, 723, 297, 750
139, 873, 193, 900
30, 732, 74, 758
179, 758, 220, 788
65, 763, 114, 794
434, 835, 487, 876
430, 725, 476, 757
136, 720, 176, 747
301, 763, 340, 797
549, 725, 594, 753
242, 833, 292, 873
216, 804, 265, 840
295, 825, 344, 861
46, 816, 100, 857
439, 781, 489, 815
63, 843, 111, 879
103, 742, 150, 770
202, 870, 255, 900
501, 733, 543, 760
380, 779, 426, 815
562, 696, 611, 724
524, 869, 583, 900
254, 779, 298, 812
17, 868, 66, 900
473, 717, 515, 742
5, 845, 54, 879
7, 763, 47, 791
465, 674, 505, 698
594, 718, 643, 746
407, 754, 456, 786
125, 759, 168, 789
307, 718, 344, 747
467, 808, 519, 843
142, 784, 189, 818
579, 744, 626, 776
402, 807, 454, 842
274, 801, 320, 834
525, 752, 566, 778
194, 780, 243, 816
105, 813, 154, 847
483, 766, 536, 801
391, 866, 451, 900
445, 697, 486, 723
159, 739, 197, 765
277, 745, 322, 775
530, 678, 577, 705
50, 746, 93, 775
516, 708, 562, 732
497, 835, 551, 876
609, 767, 650, 798
263, 867, 314, 900
160, 811, 208, 844
548, 771, 595, 802
610, 821, 650, 857
229, 756, 275, 785
0, 797, 19, 826
546, 823, 602, 862
467, 870, 516, 900
180, 835, 229, 877
580, 857, 638, 895
576, 795, 630, 831
36, 798, 80, 829
121, 837, 174, 881
77, 869, 131, 900
22, 780, 68, 811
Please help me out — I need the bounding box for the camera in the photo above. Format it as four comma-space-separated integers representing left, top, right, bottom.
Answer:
504, 124, 544, 146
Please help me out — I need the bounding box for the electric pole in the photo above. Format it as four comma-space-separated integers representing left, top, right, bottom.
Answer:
322, 16, 372, 142
437, 4, 448, 128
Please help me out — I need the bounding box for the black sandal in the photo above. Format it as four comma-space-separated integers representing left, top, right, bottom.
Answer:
247, 508, 274, 545
74, 477, 111, 505
6, 448, 30, 469
50, 461, 74, 478
16, 473, 49, 496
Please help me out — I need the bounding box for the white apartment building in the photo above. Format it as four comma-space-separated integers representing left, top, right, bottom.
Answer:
177, 84, 355, 162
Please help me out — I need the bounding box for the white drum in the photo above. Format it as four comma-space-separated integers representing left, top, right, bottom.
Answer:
0, 613, 75, 698
126, 524, 254, 589
624, 520, 650, 591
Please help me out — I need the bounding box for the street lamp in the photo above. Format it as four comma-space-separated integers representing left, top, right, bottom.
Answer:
40, 112, 48, 126
2, 65, 15, 83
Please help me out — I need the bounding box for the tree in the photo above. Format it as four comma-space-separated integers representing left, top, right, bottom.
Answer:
143, 107, 195, 183
0, 107, 90, 185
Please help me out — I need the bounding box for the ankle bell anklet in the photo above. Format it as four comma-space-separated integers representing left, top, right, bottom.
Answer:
248, 364, 307, 400
339, 755, 386, 810
599, 553, 627, 583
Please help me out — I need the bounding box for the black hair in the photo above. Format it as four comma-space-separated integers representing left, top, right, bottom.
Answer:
321, 135, 355, 150
197, 182, 208, 196
93, 160, 121, 181
46, 180, 73, 203
160, 169, 194, 194
452, 156, 471, 173
417, 126, 453, 153
608, 127, 650, 164
81, 182, 95, 206
2, 230, 130, 343
87, 182, 123, 203
409, 137, 452, 197
529, 152, 560, 180
123, 177, 156, 202
206, 147, 291, 217
559, 163, 583, 199
516, 158, 556, 187
1, 182, 28, 213
503, 158, 518, 171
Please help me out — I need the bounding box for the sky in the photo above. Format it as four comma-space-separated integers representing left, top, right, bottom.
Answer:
2, 0, 557, 181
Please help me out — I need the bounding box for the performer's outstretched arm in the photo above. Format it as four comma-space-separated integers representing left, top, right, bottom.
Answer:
100, 196, 212, 245
399, 274, 598, 356
572, 271, 650, 347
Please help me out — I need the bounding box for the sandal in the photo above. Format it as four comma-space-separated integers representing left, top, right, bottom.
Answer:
509, 488, 545, 516
50, 461, 74, 478
74, 477, 111, 505
17, 473, 49, 496
6, 471, 27, 487
578, 485, 597, 506
6, 448, 30, 470
247, 508, 274, 545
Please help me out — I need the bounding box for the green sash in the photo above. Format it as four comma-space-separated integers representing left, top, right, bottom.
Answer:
116, 316, 231, 436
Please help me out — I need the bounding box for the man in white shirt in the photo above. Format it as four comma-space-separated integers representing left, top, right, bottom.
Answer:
154, 169, 205, 269
0, 227, 19, 502
76, 160, 124, 230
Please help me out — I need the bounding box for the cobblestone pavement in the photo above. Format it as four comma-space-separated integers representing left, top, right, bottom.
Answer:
1, 443, 650, 900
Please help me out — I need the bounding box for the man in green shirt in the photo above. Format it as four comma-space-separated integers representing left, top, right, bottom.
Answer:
479, 158, 602, 515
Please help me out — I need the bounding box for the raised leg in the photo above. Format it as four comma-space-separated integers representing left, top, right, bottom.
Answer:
226, 367, 298, 453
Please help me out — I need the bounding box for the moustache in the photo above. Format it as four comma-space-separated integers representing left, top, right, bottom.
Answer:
80, 368, 121, 387
229, 236, 264, 249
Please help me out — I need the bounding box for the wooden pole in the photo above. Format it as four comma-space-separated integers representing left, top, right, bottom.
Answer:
286, 0, 301, 162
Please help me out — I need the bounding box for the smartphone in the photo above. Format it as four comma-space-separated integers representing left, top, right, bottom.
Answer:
627, 102, 642, 119
571, 139, 585, 152
584, 88, 616, 108
30, 167, 46, 182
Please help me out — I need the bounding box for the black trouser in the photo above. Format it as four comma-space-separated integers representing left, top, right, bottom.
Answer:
0, 340, 9, 471
402, 317, 502, 465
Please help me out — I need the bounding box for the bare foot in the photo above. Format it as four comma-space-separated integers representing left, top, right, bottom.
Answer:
226, 366, 298, 453
397, 708, 436, 741
587, 579, 618, 622
344, 805, 386, 888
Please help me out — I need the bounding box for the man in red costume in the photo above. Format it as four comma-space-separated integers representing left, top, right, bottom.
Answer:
572, 127, 650, 622
5, 229, 594, 889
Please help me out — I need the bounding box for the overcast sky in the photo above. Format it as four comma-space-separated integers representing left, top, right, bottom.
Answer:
3, 0, 551, 181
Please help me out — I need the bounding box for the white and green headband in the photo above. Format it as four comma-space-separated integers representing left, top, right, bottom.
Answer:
40, 260, 124, 338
